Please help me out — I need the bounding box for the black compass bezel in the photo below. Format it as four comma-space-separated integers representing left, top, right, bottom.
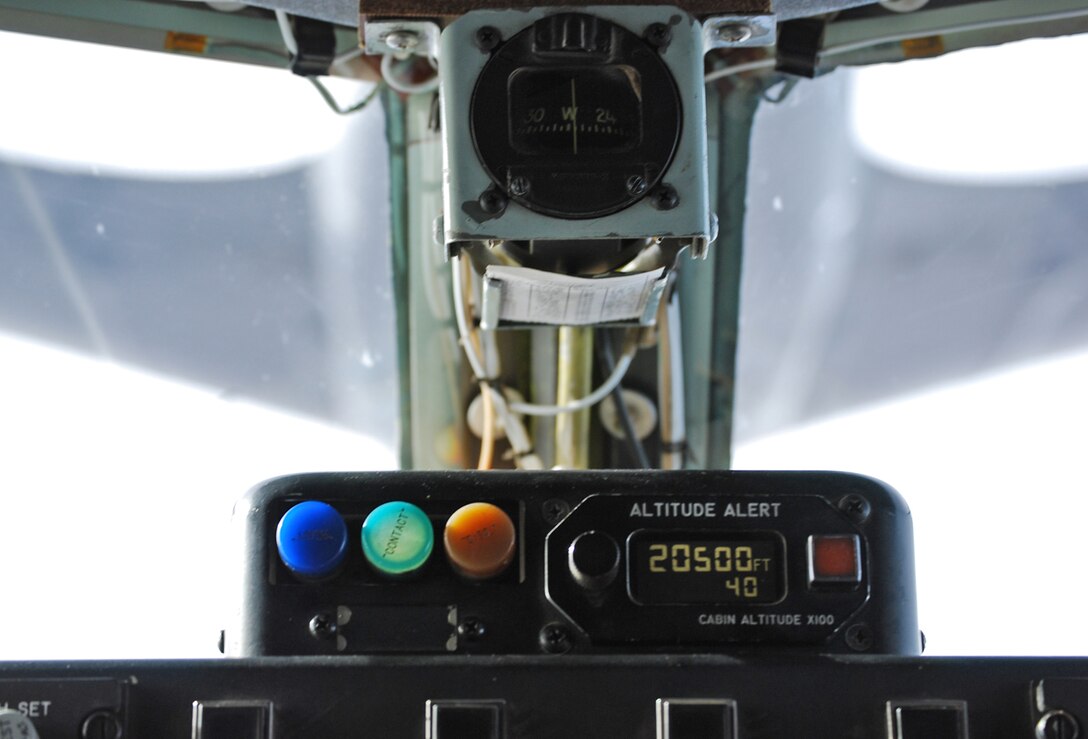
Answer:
470, 13, 682, 219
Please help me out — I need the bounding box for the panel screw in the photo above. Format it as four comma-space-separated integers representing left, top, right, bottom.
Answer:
845, 623, 874, 652
716, 22, 753, 44
81, 710, 123, 739
542, 498, 571, 525
383, 30, 420, 54
838, 494, 872, 524
458, 617, 487, 641
625, 175, 648, 196
1037, 710, 1081, 739
539, 623, 573, 654
509, 176, 531, 197
649, 184, 679, 210
309, 613, 337, 640
478, 188, 508, 215
644, 22, 672, 48
475, 26, 501, 52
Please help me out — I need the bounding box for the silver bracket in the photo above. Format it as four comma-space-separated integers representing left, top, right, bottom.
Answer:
702, 14, 777, 49
364, 20, 441, 59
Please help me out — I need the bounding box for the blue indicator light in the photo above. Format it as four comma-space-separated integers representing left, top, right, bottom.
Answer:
361, 501, 434, 576
276, 501, 349, 579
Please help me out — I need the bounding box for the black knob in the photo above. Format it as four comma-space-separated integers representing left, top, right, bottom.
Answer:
568, 531, 620, 590
1037, 710, 1081, 739
81, 710, 122, 739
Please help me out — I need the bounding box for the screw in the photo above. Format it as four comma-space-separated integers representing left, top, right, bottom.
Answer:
458, 617, 487, 641
539, 623, 573, 654
475, 26, 501, 52
644, 22, 671, 48
625, 175, 648, 196
838, 494, 872, 524
845, 623, 874, 652
478, 188, 508, 216
81, 710, 123, 739
649, 184, 679, 210
309, 613, 337, 640
383, 30, 420, 54
509, 176, 531, 197
716, 21, 754, 44
542, 498, 571, 525
1037, 711, 1081, 739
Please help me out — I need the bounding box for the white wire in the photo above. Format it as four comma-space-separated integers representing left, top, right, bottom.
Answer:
273, 9, 298, 57
486, 385, 542, 469
703, 6, 1088, 84
333, 47, 366, 67
450, 254, 542, 469
658, 293, 686, 470
380, 53, 439, 95
450, 254, 489, 380
704, 58, 776, 83
821, 6, 1088, 58
508, 344, 637, 417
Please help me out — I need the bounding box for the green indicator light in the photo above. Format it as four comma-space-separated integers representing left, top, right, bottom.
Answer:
361, 501, 434, 576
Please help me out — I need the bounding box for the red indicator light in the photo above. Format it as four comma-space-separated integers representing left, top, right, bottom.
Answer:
808, 535, 861, 585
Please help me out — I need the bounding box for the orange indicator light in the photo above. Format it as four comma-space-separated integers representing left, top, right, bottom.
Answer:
443, 503, 516, 580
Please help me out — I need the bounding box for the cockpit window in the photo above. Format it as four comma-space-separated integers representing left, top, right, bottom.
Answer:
0, 30, 395, 658
2, 23, 1087, 659
735, 35, 1088, 655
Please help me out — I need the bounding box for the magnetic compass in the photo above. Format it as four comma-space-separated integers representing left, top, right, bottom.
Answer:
470, 13, 682, 219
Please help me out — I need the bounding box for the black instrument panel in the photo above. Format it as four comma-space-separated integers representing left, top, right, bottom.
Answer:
230, 470, 919, 657
2, 657, 1088, 738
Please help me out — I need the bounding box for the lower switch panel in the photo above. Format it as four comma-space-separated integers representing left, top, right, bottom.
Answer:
426, 700, 503, 739
887, 700, 968, 739
657, 699, 737, 739
192, 700, 273, 739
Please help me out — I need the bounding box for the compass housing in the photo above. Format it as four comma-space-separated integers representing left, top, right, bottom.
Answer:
470, 13, 682, 219
439, 6, 712, 251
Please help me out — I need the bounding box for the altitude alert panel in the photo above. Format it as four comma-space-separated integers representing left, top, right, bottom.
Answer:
440, 7, 713, 250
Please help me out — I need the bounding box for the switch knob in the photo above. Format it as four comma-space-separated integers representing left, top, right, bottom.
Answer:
80, 710, 122, 739
568, 530, 620, 590
444, 503, 516, 580
275, 501, 349, 580
362, 501, 434, 577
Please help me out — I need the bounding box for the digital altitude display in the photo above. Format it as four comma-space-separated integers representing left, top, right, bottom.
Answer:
507, 66, 642, 155
629, 532, 784, 605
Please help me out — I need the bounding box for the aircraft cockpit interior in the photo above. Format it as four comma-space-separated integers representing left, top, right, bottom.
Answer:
1, 0, 1088, 736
